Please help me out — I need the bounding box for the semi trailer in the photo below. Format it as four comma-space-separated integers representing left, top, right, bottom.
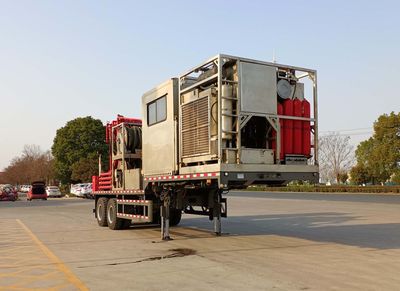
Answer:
92, 54, 319, 240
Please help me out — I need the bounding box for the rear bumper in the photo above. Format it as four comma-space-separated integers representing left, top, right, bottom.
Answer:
219, 171, 319, 188
0, 195, 17, 201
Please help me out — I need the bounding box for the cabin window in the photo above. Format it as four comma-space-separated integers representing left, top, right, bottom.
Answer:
147, 95, 167, 126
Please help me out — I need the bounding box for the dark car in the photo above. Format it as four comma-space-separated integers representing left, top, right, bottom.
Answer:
0, 184, 18, 201
27, 181, 47, 201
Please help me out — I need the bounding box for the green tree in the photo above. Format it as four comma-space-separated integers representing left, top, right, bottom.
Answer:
349, 164, 370, 185
52, 116, 108, 184
71, 153, 99, 183
371, 112, 400, 182
337, 172, 349, 184
353, 138, 375, 182
352, 112, 400, 184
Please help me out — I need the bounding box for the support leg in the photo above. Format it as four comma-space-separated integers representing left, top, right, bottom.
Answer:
160, 201, 171, 241
160, 206, 165, 240
213, 193, 222, 236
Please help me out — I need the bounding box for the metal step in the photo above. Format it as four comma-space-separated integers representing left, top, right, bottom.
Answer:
222, 113, 238, 117
221, 96, 238, 101
222, 79, 238, 84
222, 147, 239, 151
222, 130, 238, 134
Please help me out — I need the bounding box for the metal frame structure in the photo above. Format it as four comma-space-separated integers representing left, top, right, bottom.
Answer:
178, 54, 318, 186
110, 122, 142, 190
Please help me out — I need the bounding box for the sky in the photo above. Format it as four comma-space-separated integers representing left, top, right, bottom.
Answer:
1, 0, 399, 170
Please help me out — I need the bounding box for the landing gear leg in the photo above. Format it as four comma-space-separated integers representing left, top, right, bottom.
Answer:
160, 195, 171, 241
213, 191, 222, 236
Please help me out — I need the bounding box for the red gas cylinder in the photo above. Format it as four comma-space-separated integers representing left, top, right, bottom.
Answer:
302, 99, 311, 156
283, 99, 294, 155
293, 98, 303, 154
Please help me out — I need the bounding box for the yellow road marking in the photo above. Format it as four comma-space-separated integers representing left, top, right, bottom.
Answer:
16, 219, 89, 291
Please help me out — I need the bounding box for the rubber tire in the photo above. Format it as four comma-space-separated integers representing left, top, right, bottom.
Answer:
122, 219, 132, 229
96, 197, 108, 227
170, 209, 182, 226
107, 198, 125, 230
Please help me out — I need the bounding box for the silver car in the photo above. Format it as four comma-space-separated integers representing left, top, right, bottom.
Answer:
46, 186, 62, 198
71, 183, 93, 198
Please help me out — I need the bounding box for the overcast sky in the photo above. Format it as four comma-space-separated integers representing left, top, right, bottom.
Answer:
1, 0, 399, 170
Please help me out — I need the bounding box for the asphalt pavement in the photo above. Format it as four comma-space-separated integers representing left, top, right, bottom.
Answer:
1, 192, 400, 290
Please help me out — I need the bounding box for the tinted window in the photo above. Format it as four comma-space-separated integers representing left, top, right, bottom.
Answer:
147, 95, 167, 126
148, 102, 157, 125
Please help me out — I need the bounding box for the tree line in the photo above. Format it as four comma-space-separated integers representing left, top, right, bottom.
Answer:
320, 112, 400, 185
0, 116, 107, 185
0, 145, 54, 185
1, 113, 399, 186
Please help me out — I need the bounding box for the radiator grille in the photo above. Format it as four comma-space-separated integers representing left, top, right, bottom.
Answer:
181, 96, 209, 157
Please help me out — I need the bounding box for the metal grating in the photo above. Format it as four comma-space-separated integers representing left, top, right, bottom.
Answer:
181, 96, 209, 157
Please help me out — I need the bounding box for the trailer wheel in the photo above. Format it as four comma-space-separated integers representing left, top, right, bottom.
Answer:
170, 209, 182, 226
122, 219, 132, 229
107, 198, 125, 230
96, 197, 108, 227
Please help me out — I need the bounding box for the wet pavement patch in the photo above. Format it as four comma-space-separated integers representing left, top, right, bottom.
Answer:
132, 248, 196, 263
78, 248, 197, 268
169, 248, 196, 256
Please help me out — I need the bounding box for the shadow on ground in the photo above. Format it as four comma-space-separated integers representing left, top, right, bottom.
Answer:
229, 191, 400, 204
181, 212, 400, 250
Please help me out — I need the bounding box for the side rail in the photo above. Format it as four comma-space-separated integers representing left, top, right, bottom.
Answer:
116, 198, 153, 223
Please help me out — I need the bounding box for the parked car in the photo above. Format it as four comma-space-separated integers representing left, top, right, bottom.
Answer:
81, 183, 93, 199
70, 184, 82, 196
27, 181, 47, 201
46, 186, 62, 198
0, 184, 18, 201
71, 183, 93, 198
19, 185, 30, 192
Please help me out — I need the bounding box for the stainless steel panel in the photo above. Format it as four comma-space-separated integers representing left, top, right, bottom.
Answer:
240, 62, 277, 114
240, 148, 274, 164
124, 169, 142, 189
294, 82, 304, 100
142, 79, 179, 176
